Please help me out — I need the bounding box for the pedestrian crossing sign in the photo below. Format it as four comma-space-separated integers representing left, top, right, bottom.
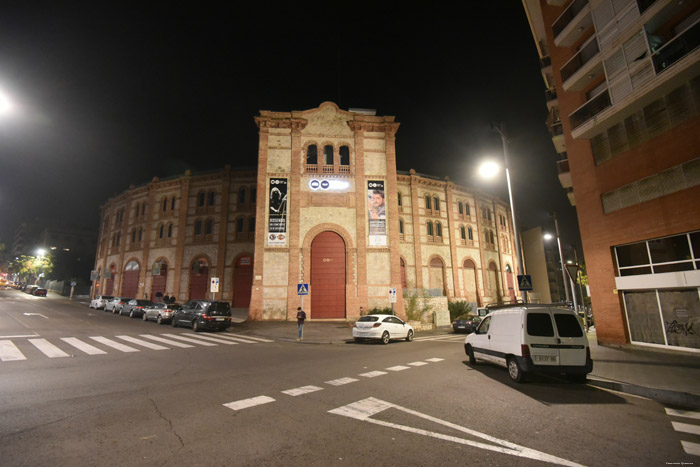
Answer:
517, 274, 533, 291
297, 283, 309, 295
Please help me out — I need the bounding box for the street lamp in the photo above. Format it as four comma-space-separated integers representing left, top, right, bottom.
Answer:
543, 230, 570, 303
477, 122, 525, 301
0, 90, 13, 115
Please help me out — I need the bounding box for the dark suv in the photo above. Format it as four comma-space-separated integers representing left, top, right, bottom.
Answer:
171, 300, 232, 332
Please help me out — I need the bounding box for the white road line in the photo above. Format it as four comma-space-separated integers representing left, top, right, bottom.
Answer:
0, 340, 26, 361
223, 396, 276, 411
359, 371, 387, 378
425, 358, 444, 362
281, 385, 324, 397
672, 421, 700, 436
215, 334, 259, 344
159, 334, 218, 346
329, 397, 583, 467
89, 336, 140, 353
0, 334, 39, 338
180, 334, 238, 345
325, 377, 359, 386
666, 408, 700, 420
116, 335, 169, 350
61, 338, 107, 355
140, 335, 193, 348
226, 334, 274, 343
414, 335, 463, 342
407, 361, 428, 366
386, 365, 410, 372
681, 440, 700, 456
29, 339, 70, 358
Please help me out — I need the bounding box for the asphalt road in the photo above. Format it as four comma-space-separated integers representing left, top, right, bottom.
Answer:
0, 288, 695, 466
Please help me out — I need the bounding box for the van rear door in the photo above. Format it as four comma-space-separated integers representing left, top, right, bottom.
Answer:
525, 311, 560, 366
552, 312, 588, 366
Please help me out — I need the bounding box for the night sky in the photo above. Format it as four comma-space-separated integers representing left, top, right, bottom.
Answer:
0, 3, 582, 260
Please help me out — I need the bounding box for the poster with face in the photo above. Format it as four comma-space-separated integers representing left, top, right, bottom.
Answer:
367, 180, 387, 246
268, 178, 287, 246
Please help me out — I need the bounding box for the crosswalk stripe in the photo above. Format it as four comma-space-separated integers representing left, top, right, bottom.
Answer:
224, 396, 276, 411
90, 336, 140, 353
215, 334, 260, 344
666, 408, 700, 420
29, 339, 70, 358
0, 340, 26, 361
225, 334, 274, 343
326, 377, 359, 386
386, 365, 410, 372
139, 335, 194, 348
61, 337, 107, 355
116, 335, 169, 350
359, 371, 387, 378
681, 440, 700, 456
282, 385, 323, 397
426, 358, 445, 362
182, 334, 239, 345
159, 334, 218, 346
672, 421, 700, 436
408, 361, 429, 366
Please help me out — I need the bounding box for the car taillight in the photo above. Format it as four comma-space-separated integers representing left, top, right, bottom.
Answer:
201, 314, 214, 320
521, 344, 530, 358
372, 323, 382, 328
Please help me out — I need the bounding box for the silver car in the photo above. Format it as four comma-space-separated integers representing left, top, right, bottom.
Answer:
89, 295, 114, 309
142, 302, 182, 325
104, 297, 133, 314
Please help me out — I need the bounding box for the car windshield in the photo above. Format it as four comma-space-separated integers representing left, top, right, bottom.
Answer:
358, 316, 379, 322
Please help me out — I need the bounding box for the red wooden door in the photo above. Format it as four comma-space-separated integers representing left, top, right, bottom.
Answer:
189, 261, 209, 300
506, 271, 516, 302
233, 255, 253, 307
151, 263, 167, 300
122, 261, 140, 298
311, 231, 345, 319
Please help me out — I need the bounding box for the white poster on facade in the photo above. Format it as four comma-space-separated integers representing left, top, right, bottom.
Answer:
368, 180, 387, 246
268, 178, 288, 246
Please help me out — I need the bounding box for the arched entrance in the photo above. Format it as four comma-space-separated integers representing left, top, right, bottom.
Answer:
122, 260, 140, 298
505, 264, 516, 302
151, 260, 168, 301
233, 254, 254, 307
104, 264, 116, 295
463, 259, 478, 302
429, 257, 445, 296
189, 258, 209, 300
487, 262, 501, 302
311, 231, 346, 319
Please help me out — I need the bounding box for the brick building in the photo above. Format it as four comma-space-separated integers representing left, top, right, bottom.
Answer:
524, 0, 700, 351
93, 102, 520, 321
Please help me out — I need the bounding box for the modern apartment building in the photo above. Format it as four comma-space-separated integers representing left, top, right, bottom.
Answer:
523, 0, 700, 351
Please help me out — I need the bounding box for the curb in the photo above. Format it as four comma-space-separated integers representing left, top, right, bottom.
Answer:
587, 376, 700, 409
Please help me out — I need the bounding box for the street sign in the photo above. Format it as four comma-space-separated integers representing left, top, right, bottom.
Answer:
210, 277, 220, 293
297, 283, 309, 295
389, 288, 397, 303
565, 263, 580, 282
517, 274, 533, 291
70, 281, 77, 287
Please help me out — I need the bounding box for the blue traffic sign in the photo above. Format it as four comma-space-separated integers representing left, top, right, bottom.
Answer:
297, 283, 309, 295
517, 275, 533, 291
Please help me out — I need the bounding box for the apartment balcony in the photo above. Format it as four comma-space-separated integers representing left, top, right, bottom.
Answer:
553, 0, 593, 47
549, 119, 566, 153
566, 187, 576, 206
557, 159, 573, 189
569, 88, 612, 130
651, 20, 700, 75
561, 36, 604, 91
545, 87, 558, 111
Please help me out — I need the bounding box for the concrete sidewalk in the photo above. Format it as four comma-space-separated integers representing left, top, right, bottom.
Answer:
233, 319, 700, 409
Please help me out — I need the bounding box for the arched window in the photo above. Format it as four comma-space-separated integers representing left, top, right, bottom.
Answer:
468, 226, 473, 240
167, 224, 173, 238
194, 220, 202, 236
399, 218, 404, 235
458, 202, 463, 215
484, 229, 489, 243
116, 232, 121, 246
171, 196, 176, 211
208, 191, 215, 206
465, 203, 471, 217
490, 230, 495, 244
397, 192, 402, 207
433, 197, 440, 211
205, 219, 213, 235
131, 229, 136, 243
138, 228, 143, 241
239, 188, 246, 204
425, 195, 431, 210
460, 226, 466, 240
197, 192, 205, 207
306, 144, 318, 164
236, 217, 245, 234
339, 145, 350, 165
162, 198, 167, 212
323, 145, 334, 165
435, 222, 442, 238
427, 221, 434, 237
159, 224, 164, 239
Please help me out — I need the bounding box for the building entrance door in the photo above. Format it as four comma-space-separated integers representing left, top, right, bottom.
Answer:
189, 259, 209, 300
122, 261, 140, 298
311, 231, 345, 319
151, 261, 167, 300
233, 255, 253, 307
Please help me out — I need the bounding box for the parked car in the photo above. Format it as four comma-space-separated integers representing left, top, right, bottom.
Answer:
464, 304, 593, 383
171, 300, 232, 332
142, 302, 181, 324
105, 297, 133, 314
452, 315, 481, 333
25, 285, 39, 295
89, 295, 114, 309
352, 314, 414, 344
33, 288, 47, 297
121, 299, 155, 318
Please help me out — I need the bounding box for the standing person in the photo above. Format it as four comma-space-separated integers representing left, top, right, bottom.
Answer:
296, 306, 306, 341
155, 291, 163, 302
163, 294, 170, 303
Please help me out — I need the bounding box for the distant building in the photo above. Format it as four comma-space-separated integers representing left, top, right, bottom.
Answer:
93, 103, 521, 320
522, 226, 567, 304
37, 225, 96, 282
11, 222, 40, 257
523, 0, 700, 351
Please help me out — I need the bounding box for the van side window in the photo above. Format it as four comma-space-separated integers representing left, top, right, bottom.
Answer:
476, 316, 491, 334
554, 314, 584, 337
526, 313, 555, 337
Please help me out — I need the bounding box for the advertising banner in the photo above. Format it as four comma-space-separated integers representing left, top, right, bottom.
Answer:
367, 180, 387, 246
268, 178, 288, 246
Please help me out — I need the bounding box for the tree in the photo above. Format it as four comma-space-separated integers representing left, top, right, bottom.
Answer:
10, 254, 54, 283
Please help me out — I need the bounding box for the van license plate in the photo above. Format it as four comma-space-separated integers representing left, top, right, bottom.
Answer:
216, 317, 225, 321
533, 355, 558, 363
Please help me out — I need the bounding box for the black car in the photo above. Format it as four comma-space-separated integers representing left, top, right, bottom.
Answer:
121, 299, 155, 318
171, 300, 232, 332
452, 315, 482, 333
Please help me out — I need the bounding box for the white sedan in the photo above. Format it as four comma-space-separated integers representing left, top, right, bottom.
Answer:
89, 295, 114, 309
352, 314, 414, 344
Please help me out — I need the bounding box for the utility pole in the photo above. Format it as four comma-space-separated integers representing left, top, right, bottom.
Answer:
552, 211, 571, 303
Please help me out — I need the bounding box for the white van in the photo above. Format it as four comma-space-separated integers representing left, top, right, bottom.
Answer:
464, 304, 592, 383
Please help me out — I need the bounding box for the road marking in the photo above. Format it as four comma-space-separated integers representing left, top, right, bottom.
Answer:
223, 396, 276, 411
90, 336, 140, 353
666, 408, 700, 420
414, 335, 463, 342
61, 338, 107, 355
425, 358, 444, 362
0, 334, 39, 338
681, 440, 700, 456
282, 385, 324, 397
672, 421, 700, 436
181, 334, 239, 345
159, 334, 218, 346
215, 334, 260, 344
226, 334, 274, 343
386, 365, 410, 372
325, 377, 359, 386
29, 338, 71, 358
359, 371, 388, 378
140, 335, 194, 348
329, 398, 583, 467
116, 335, 169, 350
0, 340, 26, 361
23, 313, 48, 319
407, 361, 428, 366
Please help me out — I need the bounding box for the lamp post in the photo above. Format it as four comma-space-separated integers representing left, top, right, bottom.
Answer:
478, 122, 526, 302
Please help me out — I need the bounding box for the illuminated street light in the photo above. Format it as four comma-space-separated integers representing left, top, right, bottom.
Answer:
0, 90, 13, 115
36, 248, 46, 257
477, 160, 500, 179
543, 233, 553, 241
